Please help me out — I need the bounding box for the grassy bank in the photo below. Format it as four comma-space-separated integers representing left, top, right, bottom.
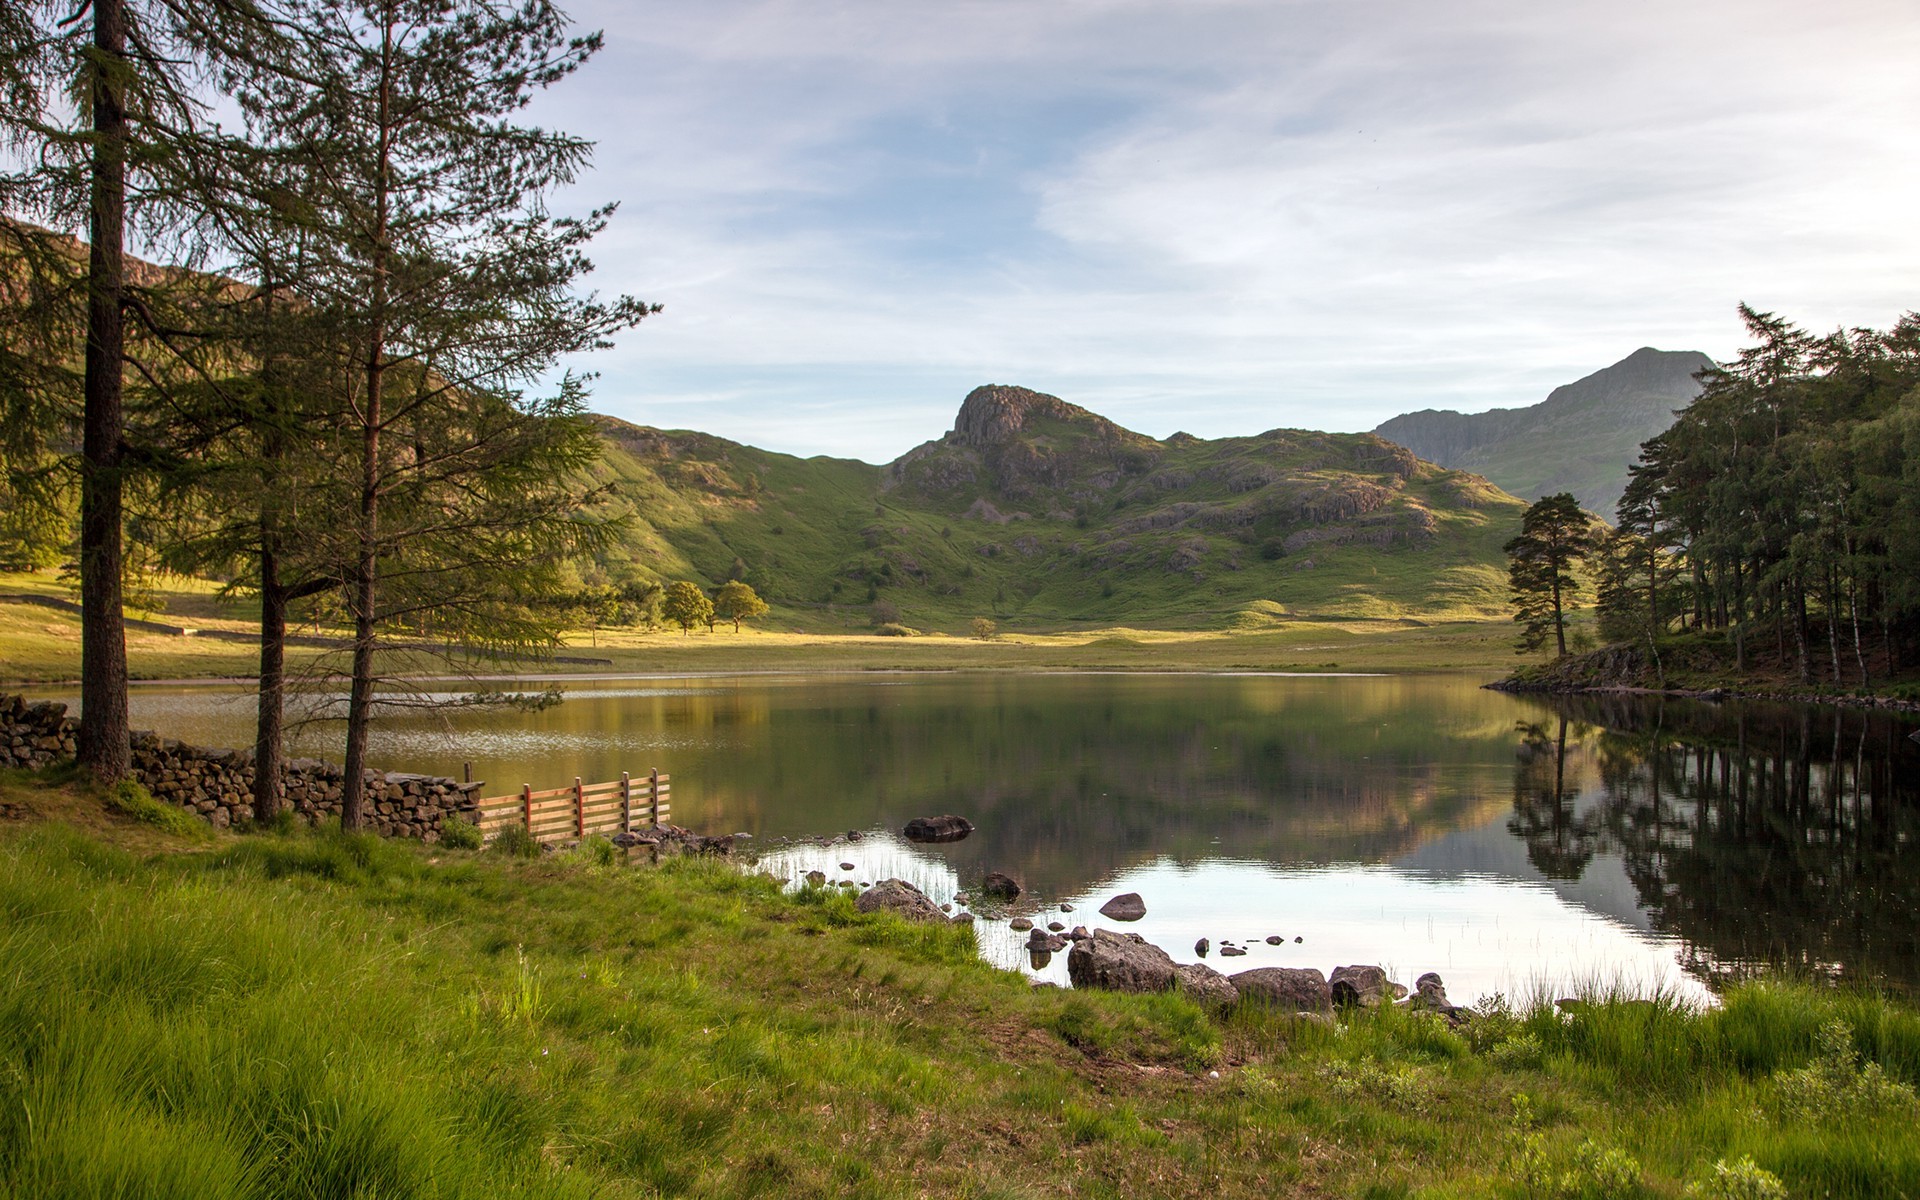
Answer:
0, 568, 1528, 682
5, 771, 1920, 1198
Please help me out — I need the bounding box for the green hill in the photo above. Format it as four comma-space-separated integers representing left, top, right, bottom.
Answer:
1372, 347, 1712, 516
587, 385, 1529, 632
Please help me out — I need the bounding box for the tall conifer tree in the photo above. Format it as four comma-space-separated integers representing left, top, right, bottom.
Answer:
226, 0, 651, 827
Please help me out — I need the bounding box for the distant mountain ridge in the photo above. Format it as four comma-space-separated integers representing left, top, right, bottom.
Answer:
586, 384, 1530, 630
1372, 348, 1713, 516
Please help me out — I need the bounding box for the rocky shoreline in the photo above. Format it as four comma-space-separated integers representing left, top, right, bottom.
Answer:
839, 870, 1477, 1025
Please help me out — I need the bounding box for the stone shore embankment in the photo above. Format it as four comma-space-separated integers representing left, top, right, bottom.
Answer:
3, 694, 479, 840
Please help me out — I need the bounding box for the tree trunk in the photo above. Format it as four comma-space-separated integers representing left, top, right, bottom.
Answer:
78, 0, 131, 782
1792, 580, 1811, 685
340, 16, 396, 831
253, 549, 287, 822
1550, 555, 1567, 657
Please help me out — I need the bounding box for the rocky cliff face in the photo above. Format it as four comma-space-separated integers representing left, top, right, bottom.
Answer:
1373, 347, 1712, 516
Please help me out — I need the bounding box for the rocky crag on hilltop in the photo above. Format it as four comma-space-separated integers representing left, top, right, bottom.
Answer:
1373, 347, 1712, 516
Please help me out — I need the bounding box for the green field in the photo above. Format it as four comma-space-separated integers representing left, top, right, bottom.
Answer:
0, 565, 1547, 683
3, 770, 1918, 1198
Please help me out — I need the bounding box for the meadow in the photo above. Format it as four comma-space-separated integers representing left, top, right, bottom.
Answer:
0, 567, 1536, 684
4, 767, 1919, 1199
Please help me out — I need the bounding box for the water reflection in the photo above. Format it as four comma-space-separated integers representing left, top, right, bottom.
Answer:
38, 673, 1920, 998
1508, 695, 1920, 995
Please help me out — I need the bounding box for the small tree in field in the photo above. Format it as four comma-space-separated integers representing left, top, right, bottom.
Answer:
713, 580, 768, 632
970, 617, 997, 641
1506, 493, 1601, 657
662, 581, 711, 634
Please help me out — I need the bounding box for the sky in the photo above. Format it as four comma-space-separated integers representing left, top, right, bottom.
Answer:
526, 0, 1920, 464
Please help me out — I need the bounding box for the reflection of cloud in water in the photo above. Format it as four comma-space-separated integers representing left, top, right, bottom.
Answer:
751, 834, 1711, 1004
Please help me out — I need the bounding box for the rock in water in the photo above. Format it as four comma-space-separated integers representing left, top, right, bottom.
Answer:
1047, 921, 1066, 933
1026, 928, 1068, 953
1067, 929, 1178, 993
1067, 926, 1091, 942
1329, 964, 1395, 1008
981, 871, 1023, 901
854, 878, 948, 923
1097, 892, 1147, 921
903, 814, 974, 843
1265, 935, 1283, 945
1194, 937, 1211, 956
803, 869, 827, 887
1229, 967, 1332, 1013
1009, 917, 1034, 932
1175, 963, 1239, 1009
1219, 945, 1247, 958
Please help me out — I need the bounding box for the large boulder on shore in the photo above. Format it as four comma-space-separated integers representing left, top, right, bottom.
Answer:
903, 814, 974, 843
1229, 967, 1332, 1014
1174, 962, 1239, 1009
854, 878, 948, 923
1329, 964, 1399, 1008
1097, 892, 1147, 921
1067, 929, 1178, 993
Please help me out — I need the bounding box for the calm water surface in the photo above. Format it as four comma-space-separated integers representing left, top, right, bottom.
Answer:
45, 673, 1920, 1004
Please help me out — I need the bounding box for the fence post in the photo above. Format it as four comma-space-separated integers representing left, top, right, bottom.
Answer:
574, 776, 585, 838
521, 783, 532, 834
649, 767, 661, 826
620, 771, 632, 834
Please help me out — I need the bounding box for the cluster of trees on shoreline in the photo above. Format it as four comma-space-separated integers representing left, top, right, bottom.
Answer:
1508, 306, 1920, 687
0, 0, 650, 826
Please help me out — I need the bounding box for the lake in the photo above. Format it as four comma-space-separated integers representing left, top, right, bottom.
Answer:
42, 672, 1920, 1004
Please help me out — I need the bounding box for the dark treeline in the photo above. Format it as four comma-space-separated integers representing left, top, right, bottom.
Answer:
0, 0, 650, 824
1595, 305, 1920, 686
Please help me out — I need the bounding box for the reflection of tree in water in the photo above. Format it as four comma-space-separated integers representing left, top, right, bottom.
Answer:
1508, 717, 1607, 879
1515, 694, 1920, 995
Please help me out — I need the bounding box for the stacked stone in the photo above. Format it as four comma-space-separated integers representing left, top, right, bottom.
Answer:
6, 694, 477, 840
2, 694, 78, 768
130, 732, 475, 838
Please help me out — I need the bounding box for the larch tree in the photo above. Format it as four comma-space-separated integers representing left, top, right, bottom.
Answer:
1506, 492, 1601, 658
227, 0, 652, 828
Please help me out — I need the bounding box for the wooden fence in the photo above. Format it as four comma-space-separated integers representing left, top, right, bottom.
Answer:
473, 769, 670, 843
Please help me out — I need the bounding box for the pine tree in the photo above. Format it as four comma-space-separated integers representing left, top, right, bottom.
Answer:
1506, 493, 1600, 657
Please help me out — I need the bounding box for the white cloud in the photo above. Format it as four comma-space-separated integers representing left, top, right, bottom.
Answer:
539, 0, 1920, 462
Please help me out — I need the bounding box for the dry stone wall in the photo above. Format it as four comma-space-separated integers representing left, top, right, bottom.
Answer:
4, 694, 479, 841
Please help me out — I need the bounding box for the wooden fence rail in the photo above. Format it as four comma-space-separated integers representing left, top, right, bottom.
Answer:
472, 769, 669, 843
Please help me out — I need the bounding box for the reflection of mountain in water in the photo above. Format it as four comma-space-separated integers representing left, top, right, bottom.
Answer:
670, 676, 1523, 897
1493, 693, 1920, 995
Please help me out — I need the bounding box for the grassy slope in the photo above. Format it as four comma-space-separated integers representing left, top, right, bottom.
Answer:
588, 409, 1524, 634
5, 773, 1920, 1199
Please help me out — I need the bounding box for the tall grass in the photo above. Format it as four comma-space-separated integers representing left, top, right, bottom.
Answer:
6, 810, 1920, 1198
